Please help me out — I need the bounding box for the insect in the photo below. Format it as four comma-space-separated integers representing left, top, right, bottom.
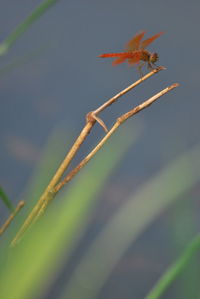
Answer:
98, 31, 164, 75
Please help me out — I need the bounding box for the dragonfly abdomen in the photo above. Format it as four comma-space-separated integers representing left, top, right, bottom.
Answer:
98, 52, 134, 58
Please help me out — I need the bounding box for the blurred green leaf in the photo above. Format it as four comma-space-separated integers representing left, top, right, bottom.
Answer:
61, 144, 200, 299
0, 43, 52, 77
0, 0, 59, 56
2, 130, 72, 241
0, 126, 137, 299
0, 186, 14, 212
145, 234, 200, 299
168, 199, 199, 299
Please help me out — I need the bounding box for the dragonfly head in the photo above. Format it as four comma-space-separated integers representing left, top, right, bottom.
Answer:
150, 52, 159, 64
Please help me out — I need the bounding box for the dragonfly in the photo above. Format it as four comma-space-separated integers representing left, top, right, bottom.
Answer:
98, 31, 164, 75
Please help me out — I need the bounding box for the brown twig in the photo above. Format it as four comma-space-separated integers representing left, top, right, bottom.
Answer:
54, 83, 179, 194
93, 66, 165, 115
32, 68, 166, 218
35, 82, 179, 220
0, 201, 25, 236
10, 67, 166, 247
10, 121, 95, 247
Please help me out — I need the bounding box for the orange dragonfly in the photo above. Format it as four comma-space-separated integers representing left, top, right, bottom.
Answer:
98, 31, 164, 75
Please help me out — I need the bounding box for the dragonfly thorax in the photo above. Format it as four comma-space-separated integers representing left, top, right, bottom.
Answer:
140, 50, 159, 64
140, 50, 151, 62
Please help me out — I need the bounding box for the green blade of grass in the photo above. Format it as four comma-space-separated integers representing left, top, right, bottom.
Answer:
60, 144, 200, 299
0, 186, 14, 212
0, 0, 59, 56
0, 43, 52, 77
168, 199, 199, 299
1, 130, 72, 243
0, 126, 137, 299
145, 234, 200, 299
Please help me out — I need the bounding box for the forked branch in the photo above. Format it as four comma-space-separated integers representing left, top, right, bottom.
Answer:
31, 83, 179, 221
55, 83, 179, 193
11, 67, 178, 247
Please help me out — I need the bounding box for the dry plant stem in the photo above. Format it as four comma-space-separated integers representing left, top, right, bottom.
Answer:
26, 82, 179, 221
93, 67, 165, 115
54, 83, 179, 193
35, 68, 165, 217
87, 68, 164, 132
0, 201, 25, 236
11, 69, 162, 247
10, 122, 95, 247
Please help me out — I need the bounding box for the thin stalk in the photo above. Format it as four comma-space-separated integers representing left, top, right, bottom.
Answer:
55, 83, 178, 193
10, 68, 166, 247
0, 201, 25, 236
10, 121, 94, 247
0, 0, 58, 55
93, 67, 165, 115
38, 83, 179, 217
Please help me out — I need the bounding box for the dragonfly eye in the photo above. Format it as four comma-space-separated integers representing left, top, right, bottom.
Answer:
150, 52, 159, 63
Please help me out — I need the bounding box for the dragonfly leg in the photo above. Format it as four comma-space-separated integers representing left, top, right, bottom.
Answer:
148, 63, 162, 72
147, 62, 154, 70
137, 62, 145, 77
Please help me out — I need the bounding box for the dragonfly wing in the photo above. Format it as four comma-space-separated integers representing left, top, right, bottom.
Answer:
99, 49, 142, 67
112, 52, 136, 65
141, 32, 164, 49
127, 51, 141, 66
126, 31, 146, 51
98, 52, 133, 65
112, 57, 127, 65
